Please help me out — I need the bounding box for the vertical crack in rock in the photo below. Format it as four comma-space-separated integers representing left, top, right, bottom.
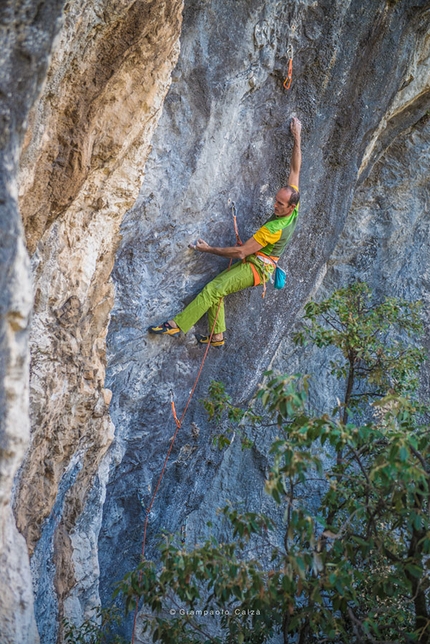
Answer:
30, 455, 82, 644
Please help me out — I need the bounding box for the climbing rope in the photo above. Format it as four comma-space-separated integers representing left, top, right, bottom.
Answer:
130, 203, 241, 644
283, 44, 293, 90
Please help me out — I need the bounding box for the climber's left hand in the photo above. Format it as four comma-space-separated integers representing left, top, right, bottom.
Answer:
189, 239, 210, 252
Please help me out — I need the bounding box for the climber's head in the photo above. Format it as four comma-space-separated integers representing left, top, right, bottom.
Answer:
274, 186, 299, 217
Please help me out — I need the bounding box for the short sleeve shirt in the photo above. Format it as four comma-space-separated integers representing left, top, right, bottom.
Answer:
253, 205, 299, 258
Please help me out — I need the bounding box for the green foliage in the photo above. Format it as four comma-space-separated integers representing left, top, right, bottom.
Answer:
293, 282, 424, 422
67, 283, 429, 644
63, 607, 127, 644
114, 378, 429, 643
201, 380, 260, 450
262, 376, 430, 643
116, 507, 280, 644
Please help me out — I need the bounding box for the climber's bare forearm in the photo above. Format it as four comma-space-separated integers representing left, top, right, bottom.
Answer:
290, 138, 301, 177
201, 245, 245, 259
189, 237, 262, 260
288, 117, 302, 188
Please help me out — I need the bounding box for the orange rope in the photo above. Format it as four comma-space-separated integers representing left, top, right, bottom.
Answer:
131, 204, 241, 643
283, 58, 293, 90
283, 44, 293, 90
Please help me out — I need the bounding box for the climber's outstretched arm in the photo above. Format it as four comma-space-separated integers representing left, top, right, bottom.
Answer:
189, 236, 262, 260
288, 117, 302, 189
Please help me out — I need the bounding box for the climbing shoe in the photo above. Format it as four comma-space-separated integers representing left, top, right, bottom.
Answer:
195, 333, 225, 347
148, 321, 180, 336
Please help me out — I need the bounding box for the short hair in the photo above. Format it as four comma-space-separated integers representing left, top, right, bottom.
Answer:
284, 185, 300, 206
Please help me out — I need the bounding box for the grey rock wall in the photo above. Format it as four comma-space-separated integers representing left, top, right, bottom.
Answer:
272, 112, 430, 417
102, 0, 430, 638
16, 1, 183, 640
2, 0, 184, 641
0, 1, 66, 642
1, 0, 429, 642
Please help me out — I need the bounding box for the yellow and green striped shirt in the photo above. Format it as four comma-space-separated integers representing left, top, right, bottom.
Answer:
253, 205, 299, 258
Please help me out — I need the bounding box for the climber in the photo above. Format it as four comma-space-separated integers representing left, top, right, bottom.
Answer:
148, 117, 302, 347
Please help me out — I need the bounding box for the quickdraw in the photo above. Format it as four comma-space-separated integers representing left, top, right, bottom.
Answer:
283, 44, 293, 90
229, 200, 243, 246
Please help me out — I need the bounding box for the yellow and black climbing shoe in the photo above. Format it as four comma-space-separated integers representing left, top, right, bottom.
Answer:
148, 321, 180, 336
195, 333, 225, 347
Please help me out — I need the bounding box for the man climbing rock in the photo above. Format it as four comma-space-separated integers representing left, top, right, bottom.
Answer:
148, 117, 302, 346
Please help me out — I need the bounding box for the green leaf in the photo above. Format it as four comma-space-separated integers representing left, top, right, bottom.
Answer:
405, 564, 423, 579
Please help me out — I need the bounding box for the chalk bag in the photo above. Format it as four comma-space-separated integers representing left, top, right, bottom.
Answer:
274, 266, 287, 290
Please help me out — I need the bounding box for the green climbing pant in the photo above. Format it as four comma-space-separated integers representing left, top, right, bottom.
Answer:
174, 258, 269, 335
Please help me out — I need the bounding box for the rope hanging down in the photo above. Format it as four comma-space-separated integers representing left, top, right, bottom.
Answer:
131, 203, 242, 644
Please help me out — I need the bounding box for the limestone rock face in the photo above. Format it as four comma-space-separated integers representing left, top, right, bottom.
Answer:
103, 0, 429, 638
273, 113, 430, 423
0, 1, 65, 642
1, 0, 429, 642
9, 0, 183, 640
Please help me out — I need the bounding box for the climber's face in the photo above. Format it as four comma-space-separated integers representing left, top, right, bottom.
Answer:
274, 188, 295, 217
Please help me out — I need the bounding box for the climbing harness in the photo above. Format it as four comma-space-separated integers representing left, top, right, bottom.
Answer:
283, 44, 293, 90
255, 253, 287, 290
131, 202, 242, 644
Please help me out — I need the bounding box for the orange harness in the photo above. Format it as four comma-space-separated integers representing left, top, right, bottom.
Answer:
248, 262, 261, 286
247, 252, 279, 286
246, 252, 280, 298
